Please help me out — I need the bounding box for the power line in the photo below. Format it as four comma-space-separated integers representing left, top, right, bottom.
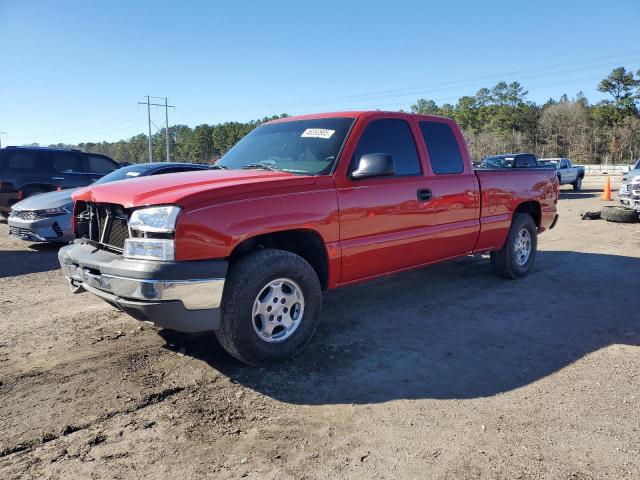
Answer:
138, 96, 175, 162
177, 50, 640, 118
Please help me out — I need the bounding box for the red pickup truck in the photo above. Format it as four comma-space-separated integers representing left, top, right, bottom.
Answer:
59, 111, 559, 365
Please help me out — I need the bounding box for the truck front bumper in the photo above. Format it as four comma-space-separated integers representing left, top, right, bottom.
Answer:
619, 192, 640, 211
58, 241, 227, 332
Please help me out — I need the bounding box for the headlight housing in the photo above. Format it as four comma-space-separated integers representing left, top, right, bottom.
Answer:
124, 205, 181, 261
123, 238, 175, 261
38, 204, 74, 217
128, 205, 181, 233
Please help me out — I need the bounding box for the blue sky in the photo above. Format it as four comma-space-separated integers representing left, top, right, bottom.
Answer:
1, 0, 639, 146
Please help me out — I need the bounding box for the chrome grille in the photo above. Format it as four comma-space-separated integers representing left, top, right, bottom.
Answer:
77, 203, 130, 252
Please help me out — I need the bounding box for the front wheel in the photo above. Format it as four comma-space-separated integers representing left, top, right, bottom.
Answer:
572, 176, 583, 191
216, 249, 322, 365
490, 213, 538, 279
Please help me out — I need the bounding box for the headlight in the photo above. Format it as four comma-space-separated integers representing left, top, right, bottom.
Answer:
123, 238, 175, 261
38, 204, 73, 217
129, 206, 180, 233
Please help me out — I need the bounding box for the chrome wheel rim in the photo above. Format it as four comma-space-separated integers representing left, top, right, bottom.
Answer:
252, 278, 305, 343
514, 228, 532, 266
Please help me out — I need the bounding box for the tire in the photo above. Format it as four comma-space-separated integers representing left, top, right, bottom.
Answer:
601, 205, 639, 223
490, 213, 538, 279
216, 249, 322, 365
572, 176, 583, 191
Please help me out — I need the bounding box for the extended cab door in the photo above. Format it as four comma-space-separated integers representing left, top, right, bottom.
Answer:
417, 119, 480, 261
559, 159, 575, 183
335, 116, 436, 283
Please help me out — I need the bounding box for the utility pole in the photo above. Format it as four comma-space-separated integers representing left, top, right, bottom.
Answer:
0, 131, 6, 148
164, 97, 170, 162
137, 96, 175, 162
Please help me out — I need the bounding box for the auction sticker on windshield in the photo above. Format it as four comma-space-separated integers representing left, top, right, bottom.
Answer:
301, 128, 335, 139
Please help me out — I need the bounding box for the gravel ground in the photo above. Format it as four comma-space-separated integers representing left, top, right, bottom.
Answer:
1, 177, 639, 479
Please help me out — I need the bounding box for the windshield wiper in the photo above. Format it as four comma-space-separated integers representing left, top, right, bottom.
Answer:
242, 163, 280, 172
210, 164, 230, 170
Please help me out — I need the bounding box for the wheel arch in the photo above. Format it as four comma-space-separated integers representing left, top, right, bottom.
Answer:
229, 229, 330, 290
514, 200, 541, 228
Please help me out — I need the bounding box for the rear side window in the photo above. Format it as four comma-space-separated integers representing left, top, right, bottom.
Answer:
3, 151, 42, 172
419, 121, 464, 174
515, 155, 538, 168
52, 152, 83, 173
351, 119, 421, 176
86, 155, 116, 174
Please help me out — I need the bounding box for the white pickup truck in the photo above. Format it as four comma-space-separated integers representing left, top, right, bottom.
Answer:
538, 158, 585, 191
620, 159, 640, 212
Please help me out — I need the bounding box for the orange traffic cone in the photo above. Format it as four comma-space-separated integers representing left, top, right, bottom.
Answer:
601, 177, 612, 201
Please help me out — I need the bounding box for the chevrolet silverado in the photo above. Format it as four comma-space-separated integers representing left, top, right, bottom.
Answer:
58, 112, 559, 365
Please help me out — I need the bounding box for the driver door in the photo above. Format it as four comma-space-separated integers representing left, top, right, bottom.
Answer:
336, 117, 435, 283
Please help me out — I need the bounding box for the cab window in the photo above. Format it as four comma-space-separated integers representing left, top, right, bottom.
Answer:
419, 121, 464, 174
351, 119, 421, 176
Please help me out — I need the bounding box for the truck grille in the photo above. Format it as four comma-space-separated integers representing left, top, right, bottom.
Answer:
77, 202, 130, 252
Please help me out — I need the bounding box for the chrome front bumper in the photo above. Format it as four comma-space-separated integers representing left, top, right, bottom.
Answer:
619, 191, 640, 211
58, 241, 228, 332
61, 263, 225, 310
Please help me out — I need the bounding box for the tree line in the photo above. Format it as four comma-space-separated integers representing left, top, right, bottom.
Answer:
410, 67, 640, 164
47, 67, 640, 165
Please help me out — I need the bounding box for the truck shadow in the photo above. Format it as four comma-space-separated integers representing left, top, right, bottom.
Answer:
558, 188, 603, 200
159, 250, 640, 404
0, 245, 62, 278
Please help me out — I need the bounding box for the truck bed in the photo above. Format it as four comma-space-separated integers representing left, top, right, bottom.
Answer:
473, 167, 559, 252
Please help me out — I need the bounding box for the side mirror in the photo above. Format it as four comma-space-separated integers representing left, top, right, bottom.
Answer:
351, 153, 395, 179
622, 166, 630, 174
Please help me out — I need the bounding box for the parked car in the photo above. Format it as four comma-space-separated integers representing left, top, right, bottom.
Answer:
479, 153, 539, 169
619, 158, 640, 213
8, 162, 212, 243
58, 111, 559, 365
538, 158, 585, 191
0, 146, 119, 215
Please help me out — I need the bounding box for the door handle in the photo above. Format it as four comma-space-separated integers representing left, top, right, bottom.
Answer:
52, 176, 65, 180
417, 188, 433, 202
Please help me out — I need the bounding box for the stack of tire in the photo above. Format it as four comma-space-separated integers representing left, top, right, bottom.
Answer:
601, 206, 639, 223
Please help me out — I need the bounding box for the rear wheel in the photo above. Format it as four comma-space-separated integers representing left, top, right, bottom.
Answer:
572, 176, 583, 191
490, 213, 538, 279
216, 249, 322, 365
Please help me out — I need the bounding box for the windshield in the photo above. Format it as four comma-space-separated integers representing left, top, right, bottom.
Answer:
635, 159, 640, 170
217, 118, 355, 175
93, 164, 152, 185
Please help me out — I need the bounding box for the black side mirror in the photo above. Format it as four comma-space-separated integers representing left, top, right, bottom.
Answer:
351, 153, 395, 179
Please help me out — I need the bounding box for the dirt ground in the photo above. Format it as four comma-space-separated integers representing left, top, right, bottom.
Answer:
1, 177, 639, 479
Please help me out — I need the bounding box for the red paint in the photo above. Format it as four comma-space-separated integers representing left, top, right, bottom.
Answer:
72, 111, 558, 288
